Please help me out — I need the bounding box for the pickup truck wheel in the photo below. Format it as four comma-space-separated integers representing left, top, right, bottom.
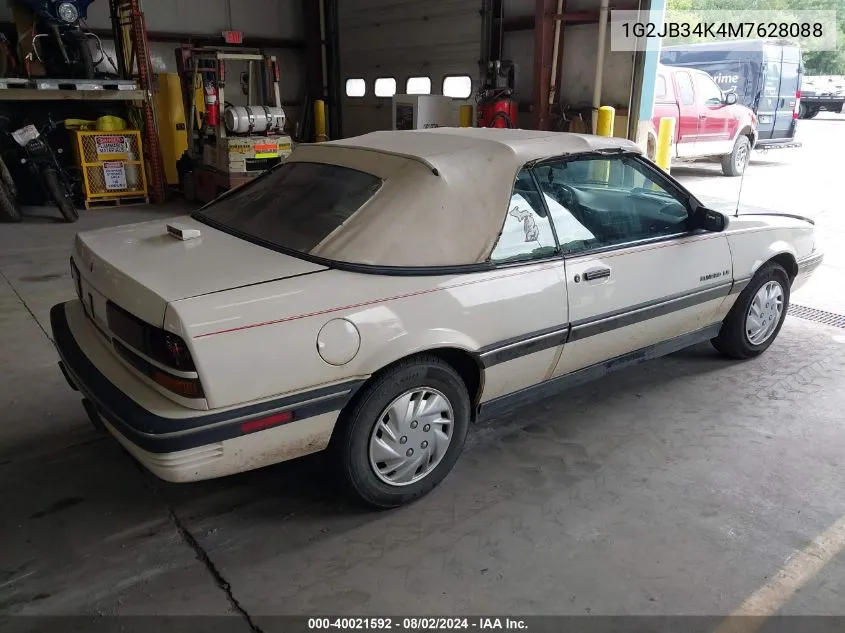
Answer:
712, 262, 790, 360
334, 355, 470, 508
721, 136, 750, 177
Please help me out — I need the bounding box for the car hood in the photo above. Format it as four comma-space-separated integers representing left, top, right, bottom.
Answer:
74, 215, 327, 326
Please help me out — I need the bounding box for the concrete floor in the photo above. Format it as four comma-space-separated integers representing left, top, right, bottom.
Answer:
1, 116, 844, 627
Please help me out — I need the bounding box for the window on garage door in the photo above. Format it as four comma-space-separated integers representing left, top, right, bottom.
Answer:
406, 76, 431, 95
345, 78, 366, 97
442, 75, 472, 99
374, 77, 397, 97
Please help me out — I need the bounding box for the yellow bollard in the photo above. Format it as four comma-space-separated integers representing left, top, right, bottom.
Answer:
655, 117, 675, 173
592, 106, 616, 183
459, 104, 473, 128
314, 99, 328, 142
595, 105, 615, 137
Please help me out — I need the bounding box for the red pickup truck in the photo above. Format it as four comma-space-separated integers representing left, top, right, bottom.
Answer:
651, 64, 757, 177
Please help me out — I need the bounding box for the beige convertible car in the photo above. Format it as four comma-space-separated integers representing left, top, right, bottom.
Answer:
51, 128, 822, 507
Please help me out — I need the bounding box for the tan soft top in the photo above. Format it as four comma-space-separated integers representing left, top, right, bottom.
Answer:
287, 128, 642, 268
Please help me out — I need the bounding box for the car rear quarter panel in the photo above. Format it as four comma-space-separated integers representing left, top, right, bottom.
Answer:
168, 261, 569, 410
724, 216, 815, 281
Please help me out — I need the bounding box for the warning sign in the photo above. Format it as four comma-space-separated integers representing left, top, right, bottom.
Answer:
103, 161, 127, 191
228, 143, 253, 154
96, 135, 131, 160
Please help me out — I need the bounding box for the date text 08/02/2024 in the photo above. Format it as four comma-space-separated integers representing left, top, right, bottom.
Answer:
307, 617, 529, 630
621, 21, 823, 39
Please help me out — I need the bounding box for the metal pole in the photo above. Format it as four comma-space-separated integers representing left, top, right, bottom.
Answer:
591, 0, 610, 133
548, 0, 564, 107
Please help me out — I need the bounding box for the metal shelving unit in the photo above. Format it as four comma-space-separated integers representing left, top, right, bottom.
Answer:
0, 77, 144, 101
0, 1, 166, 203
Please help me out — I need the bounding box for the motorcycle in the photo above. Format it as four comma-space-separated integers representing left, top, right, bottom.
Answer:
15, 0, 100, 79
4, 114, 79, 222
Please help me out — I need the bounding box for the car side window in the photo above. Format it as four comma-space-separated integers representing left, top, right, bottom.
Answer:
489, 169, 558, 264
655, 74, 668, 101
533, 156, 690, 255
696, 73, 723, 106
676, 72, 695, 106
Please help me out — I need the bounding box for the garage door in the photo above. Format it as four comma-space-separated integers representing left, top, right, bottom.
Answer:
339, 0, 481, 137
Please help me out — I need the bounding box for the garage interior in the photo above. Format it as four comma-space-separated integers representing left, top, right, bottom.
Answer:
1, 0, 845, 626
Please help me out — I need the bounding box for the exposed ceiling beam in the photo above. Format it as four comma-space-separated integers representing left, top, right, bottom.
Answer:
501, 1, 640, 31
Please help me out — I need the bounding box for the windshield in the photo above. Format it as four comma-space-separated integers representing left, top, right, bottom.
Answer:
193, 161, 383, 254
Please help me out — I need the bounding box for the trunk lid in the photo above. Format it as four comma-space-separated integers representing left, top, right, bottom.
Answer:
73, 215, 326, 327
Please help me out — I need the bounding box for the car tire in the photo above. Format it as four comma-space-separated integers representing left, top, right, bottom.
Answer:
333, 355, 471, 508
712, 262, 790, 360
0, 156, 17, 200
721, 135, 751, 177
0, 177, 21, 223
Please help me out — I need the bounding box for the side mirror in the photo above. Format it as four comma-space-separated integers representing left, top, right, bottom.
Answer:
724, 92, 738, 105
691, 206, 727, 232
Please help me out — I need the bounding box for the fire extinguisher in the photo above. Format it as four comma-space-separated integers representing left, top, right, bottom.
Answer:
204, 80, 220, 128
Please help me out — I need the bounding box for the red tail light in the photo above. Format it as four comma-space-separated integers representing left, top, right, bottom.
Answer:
793, 90, 801, 119
107, 301, 196, 371
113, 339, 205, 399
150, 331, 195, 371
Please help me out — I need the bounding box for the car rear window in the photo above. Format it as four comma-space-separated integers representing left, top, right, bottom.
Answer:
193, 162, 382, 254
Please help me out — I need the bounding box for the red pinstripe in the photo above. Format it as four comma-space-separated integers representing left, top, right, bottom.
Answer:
193, 263, 559, 339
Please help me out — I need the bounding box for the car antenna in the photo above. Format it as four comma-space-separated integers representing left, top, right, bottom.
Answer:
734, 153, 748, 218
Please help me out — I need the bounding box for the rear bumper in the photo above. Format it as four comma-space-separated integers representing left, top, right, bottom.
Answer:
51, 301, 362, 481
801, 97, 845, 107
793, 252, 824, 292
755, 138, 800, 149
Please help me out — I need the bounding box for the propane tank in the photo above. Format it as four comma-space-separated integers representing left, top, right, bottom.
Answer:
224, 106, 286, 135
203, 81, 220, 127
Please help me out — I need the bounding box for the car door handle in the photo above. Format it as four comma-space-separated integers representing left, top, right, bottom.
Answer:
583, 267, 611, 281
